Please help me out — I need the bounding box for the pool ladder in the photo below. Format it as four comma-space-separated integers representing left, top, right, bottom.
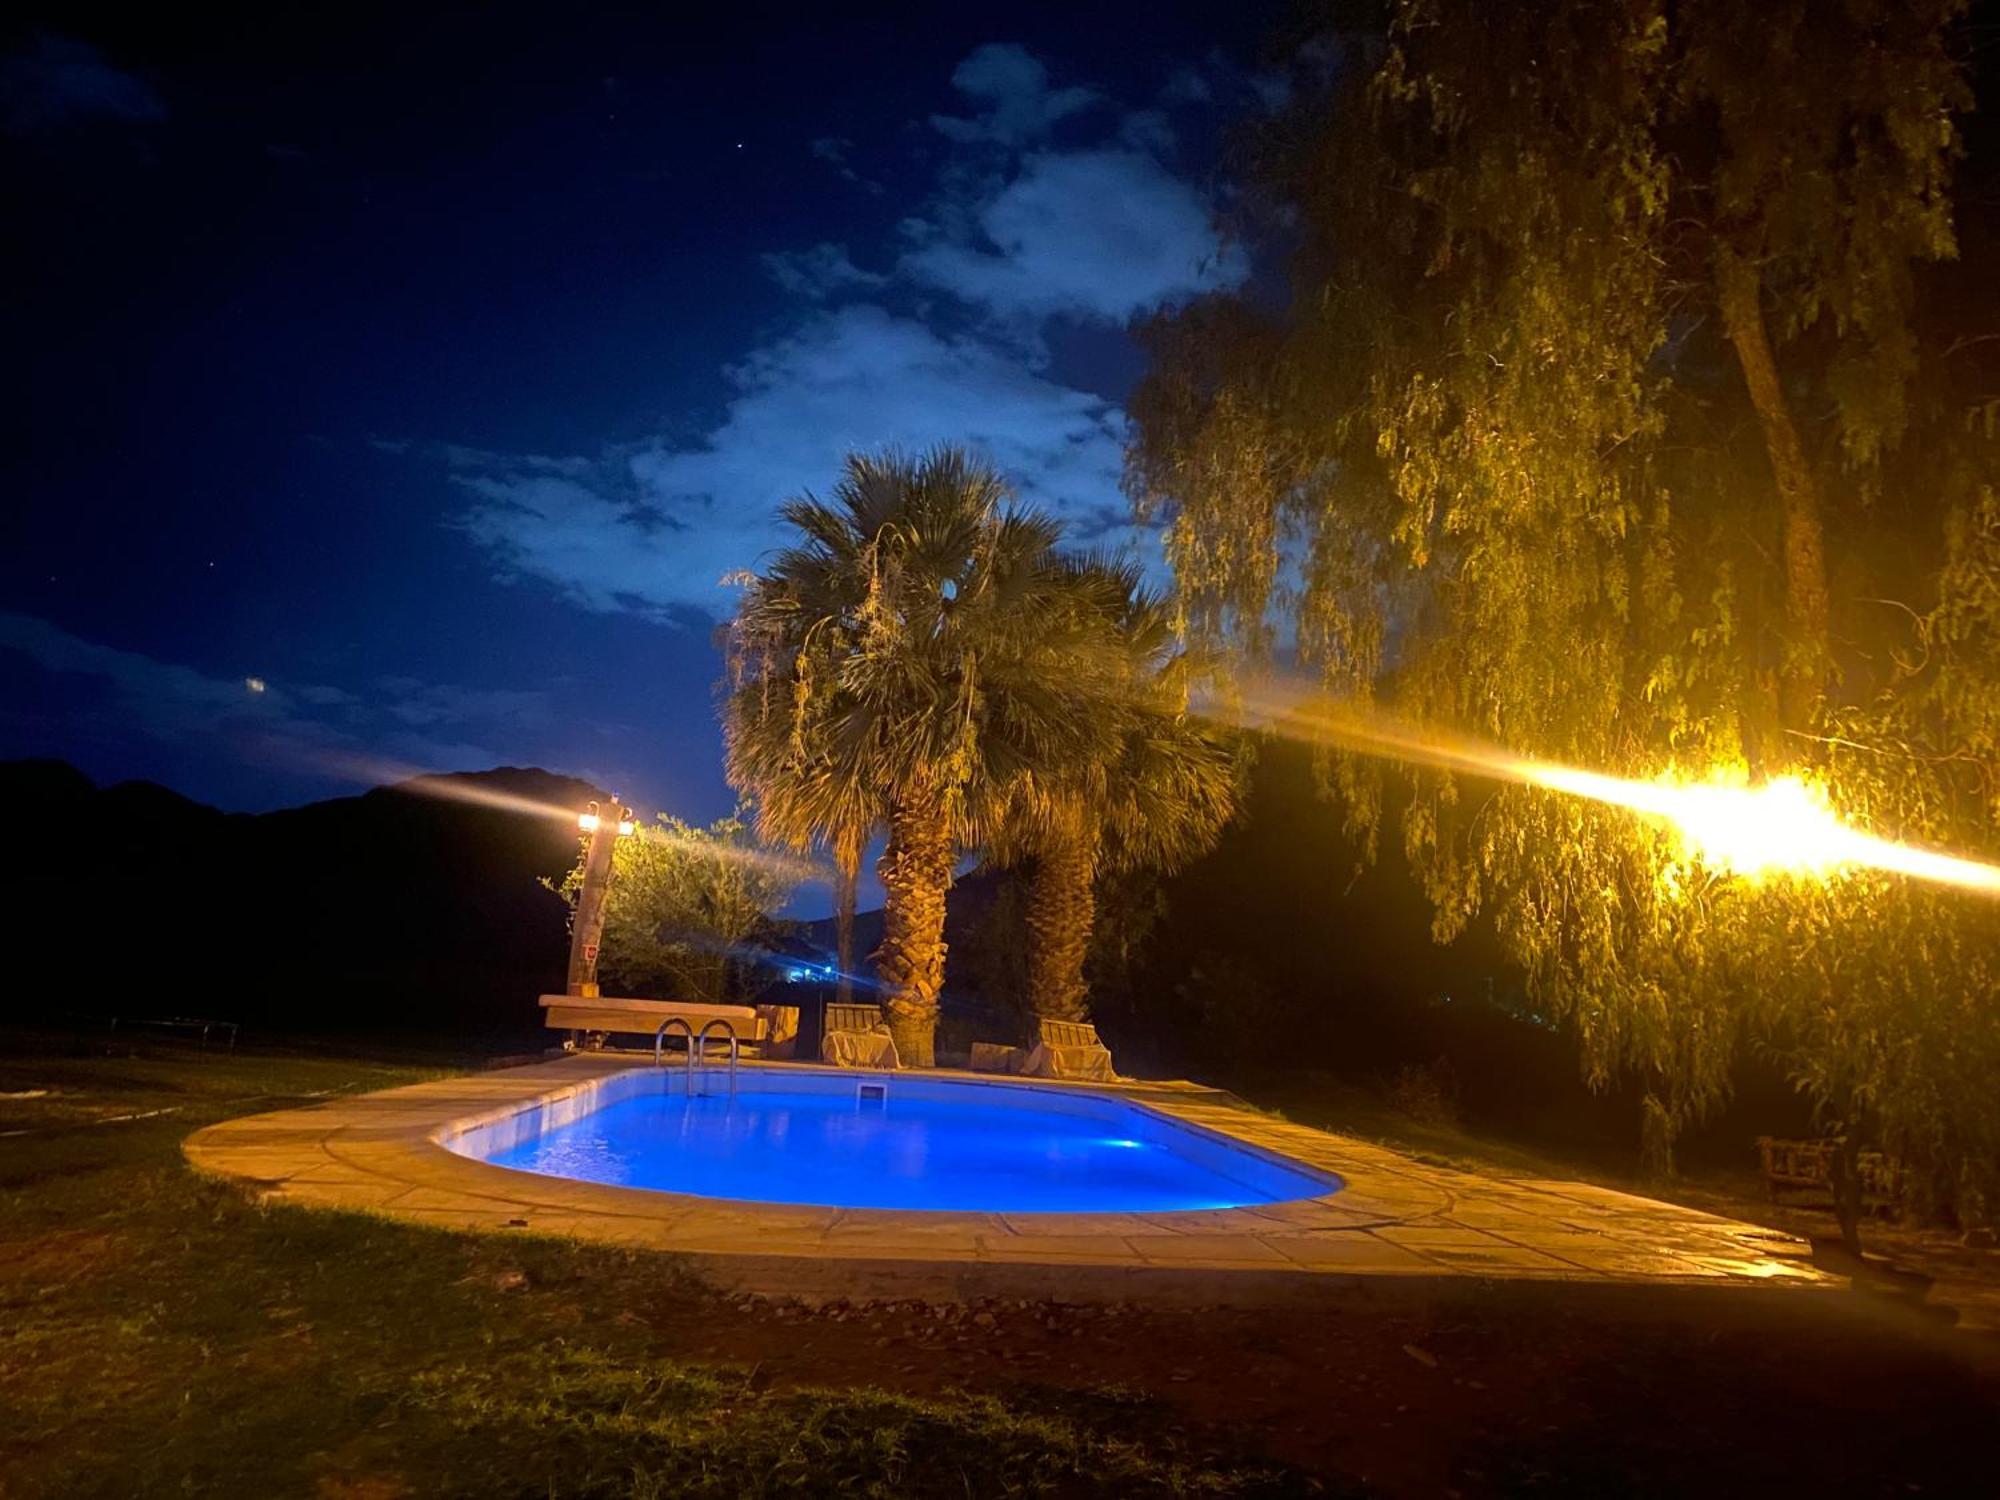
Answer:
653, 1017, 740, 1098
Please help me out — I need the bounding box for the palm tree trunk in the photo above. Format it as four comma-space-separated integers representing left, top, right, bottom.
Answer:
874, 794, 954, 1067
1024, 824, 1097, 1022
1716, 249, 1831, 737
833, 822, 861, 1005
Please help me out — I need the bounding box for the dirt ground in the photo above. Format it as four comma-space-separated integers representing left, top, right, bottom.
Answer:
611, 1272, 1997, 1497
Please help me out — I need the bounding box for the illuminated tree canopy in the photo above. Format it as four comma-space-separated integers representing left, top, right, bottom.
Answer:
1128, 0, 2000, 1221
552, 810, 798, 1006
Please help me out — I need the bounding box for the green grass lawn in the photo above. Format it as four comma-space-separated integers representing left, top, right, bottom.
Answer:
0, 1033, 1306, 1499
7, 1030, 1999, 1499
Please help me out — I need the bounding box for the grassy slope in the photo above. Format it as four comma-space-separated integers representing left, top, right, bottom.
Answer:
0, 1035, 1302, 1499
7, 1033, 2000, 1499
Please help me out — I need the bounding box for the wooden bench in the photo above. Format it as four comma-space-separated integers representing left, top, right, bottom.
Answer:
1756, 1136, 1901, 1209
539, 995, 766, 1050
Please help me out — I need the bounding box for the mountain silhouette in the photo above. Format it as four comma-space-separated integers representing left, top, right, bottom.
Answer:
1, 760, 600, 1043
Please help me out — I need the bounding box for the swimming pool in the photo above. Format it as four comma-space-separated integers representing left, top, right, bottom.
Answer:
446, 1068, 1340, 1214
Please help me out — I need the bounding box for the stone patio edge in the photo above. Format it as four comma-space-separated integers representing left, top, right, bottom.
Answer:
182, 1054, 1835, 1296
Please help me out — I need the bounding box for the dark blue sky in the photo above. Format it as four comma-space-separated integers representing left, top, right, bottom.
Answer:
3, 2, 1277, 909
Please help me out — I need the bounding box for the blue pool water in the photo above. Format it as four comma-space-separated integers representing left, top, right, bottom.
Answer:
470, 1076, 1337, 1214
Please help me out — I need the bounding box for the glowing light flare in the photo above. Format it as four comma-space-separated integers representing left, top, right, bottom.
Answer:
1515, 768, 1853, 879
577, 811, 602, 833
295, 746, 599, 825
1510, 765, 2000, 892
1204, 683, 2000, 898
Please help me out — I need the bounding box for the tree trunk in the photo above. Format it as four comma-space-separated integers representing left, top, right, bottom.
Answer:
1639, 1093, 1677, 1184
874, 795, 954, 1067
833, 823, 861, 1006
1715, 249, 1831, 738
1830, 1134, 1865, 1260
1024, 822, 1097, 1022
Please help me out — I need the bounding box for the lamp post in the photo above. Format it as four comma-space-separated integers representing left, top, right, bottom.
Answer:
566, 798, 634, 997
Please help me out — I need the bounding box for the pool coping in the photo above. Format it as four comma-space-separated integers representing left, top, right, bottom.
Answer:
183, 1054, 1832, 1297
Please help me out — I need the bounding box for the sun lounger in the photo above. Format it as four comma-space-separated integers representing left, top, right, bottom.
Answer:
821, 1002, 898, 1069
1018, 1018, 1115, 1082
967, 1040, 1025, 1075
754, 1003, 800, 1059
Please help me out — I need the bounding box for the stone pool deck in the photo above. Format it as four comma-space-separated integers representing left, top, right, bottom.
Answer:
183, 1055, 1830, 1302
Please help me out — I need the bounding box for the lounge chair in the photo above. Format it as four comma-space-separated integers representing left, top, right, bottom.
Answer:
967, 1040, 1025, 1075
754, 1003, 801, 1060
820, 1002, 899, 1069
1019, 1017, 1115, 1082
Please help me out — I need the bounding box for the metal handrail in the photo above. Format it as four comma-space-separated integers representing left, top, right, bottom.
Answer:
654, 1016, 694, 1067
693, 1018, 740, 1097
653, 1016, 740, 1097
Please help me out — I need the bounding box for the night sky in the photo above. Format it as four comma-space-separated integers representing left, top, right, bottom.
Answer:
2, 2, 1276, 897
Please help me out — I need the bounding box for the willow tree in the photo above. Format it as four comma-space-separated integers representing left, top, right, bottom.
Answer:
725, 448, 1123, 1065
1674, 0, 1969, 734
1128, 0, 1984, 1180
995, 567, 1240, 1022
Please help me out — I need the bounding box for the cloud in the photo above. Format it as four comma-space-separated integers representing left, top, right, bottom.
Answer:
899, 148, 1244, 324
759, 243, 887, 300
450, 304, 1135, 618
929, 43, 1100, 146
1160, 67, 1214, 106
808, 135, 882, 193
0, 611, 547, 784
435, 44, 1242, 622
371, 676, 554, 729
1117, 109, 1177, 154
1, 36, 164, 134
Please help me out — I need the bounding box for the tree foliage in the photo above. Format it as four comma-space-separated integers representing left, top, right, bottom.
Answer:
1128, 0, 2000, 1212
553, 810, 797, 1006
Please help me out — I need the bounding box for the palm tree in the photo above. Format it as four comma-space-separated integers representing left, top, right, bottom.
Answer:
998, 568, 1240, 1022
725, 447, 1122, 1065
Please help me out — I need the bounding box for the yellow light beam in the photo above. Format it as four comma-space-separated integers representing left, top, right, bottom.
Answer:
1517, 764, 2000, 893
1206, 683, 2000, 897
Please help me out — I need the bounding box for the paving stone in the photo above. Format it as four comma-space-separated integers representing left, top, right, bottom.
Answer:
1372, 1225, 1514, 1249
1266, 1233, 1437, 1271
1130, 1234, 1294, 1265
1243, 1199, 1394, 1230
182, 1053, 1835, 1295
977, 1232, 1142, 1259
1407, 1244, 1586, 1275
